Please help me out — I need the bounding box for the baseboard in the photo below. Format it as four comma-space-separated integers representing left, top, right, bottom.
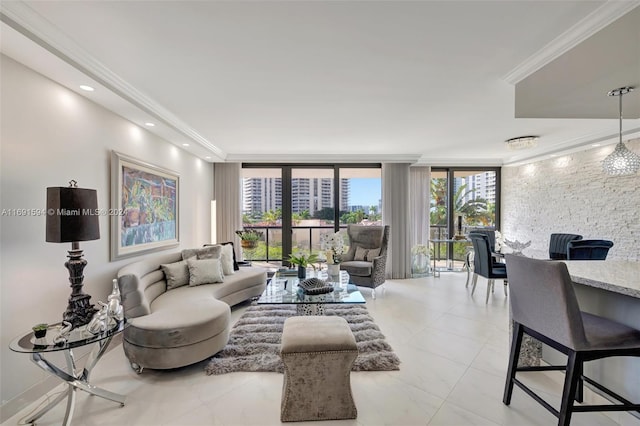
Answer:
0, 334, 123, 423
584, 381, 640, 422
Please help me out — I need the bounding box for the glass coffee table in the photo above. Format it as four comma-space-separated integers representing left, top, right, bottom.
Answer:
257, 270, 365, 315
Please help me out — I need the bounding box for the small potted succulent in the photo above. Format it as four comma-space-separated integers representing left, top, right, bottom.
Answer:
287, 252, 319, 279
32, 323, 48, 339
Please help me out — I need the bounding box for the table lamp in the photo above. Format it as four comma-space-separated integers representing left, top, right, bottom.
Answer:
46, 180, 100, 328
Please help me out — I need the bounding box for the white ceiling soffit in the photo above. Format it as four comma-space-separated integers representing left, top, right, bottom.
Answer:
0, 1, 227, 161
513, 5, 640, 119
0, 24, 219, 161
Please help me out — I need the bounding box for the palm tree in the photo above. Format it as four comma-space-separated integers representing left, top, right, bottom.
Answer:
262, 208, 281, 225
453, 184, 488, 225
430, 179, 491, 227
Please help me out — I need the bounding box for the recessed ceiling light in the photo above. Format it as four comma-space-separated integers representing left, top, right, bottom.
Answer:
505, 136, 539, 150
591, 143, 601, 147
144, 122, 155, 127
182, 143, 190, 147
551, 154, 558, 157
205, 156, 211, 159
79, 85, 94, 92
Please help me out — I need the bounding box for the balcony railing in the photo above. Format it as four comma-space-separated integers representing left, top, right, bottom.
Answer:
241, 225, 347, 262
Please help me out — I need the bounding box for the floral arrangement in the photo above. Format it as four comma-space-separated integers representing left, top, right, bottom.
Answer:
411, 244, 429, 256
320, 232, 345, 264
495, 230, 505, 252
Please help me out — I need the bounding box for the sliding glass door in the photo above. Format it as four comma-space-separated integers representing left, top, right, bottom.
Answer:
430, 167, 500, 270
241, 164, 381, 264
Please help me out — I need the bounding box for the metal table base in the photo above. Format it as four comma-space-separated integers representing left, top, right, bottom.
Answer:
24, 335, 125, 426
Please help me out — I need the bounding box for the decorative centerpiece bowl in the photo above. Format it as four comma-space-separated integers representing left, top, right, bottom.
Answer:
298, 278, 334, 295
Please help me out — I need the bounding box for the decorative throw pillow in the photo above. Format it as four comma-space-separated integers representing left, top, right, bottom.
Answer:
366, 248, 381, 261
354, 246, 369, 261
160, 260, 190, 290
219, 243, 235, 275
187, 258, 224, 286
220, 241, 239, 271
181, 245, 222, 261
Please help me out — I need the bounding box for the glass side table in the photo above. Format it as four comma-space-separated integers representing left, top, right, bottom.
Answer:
9, 319, 127, 425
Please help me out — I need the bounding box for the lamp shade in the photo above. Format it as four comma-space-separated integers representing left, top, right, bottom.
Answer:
46, 186, 100, 243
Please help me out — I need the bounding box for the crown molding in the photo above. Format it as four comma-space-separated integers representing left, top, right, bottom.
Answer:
503, 1, 640, 85
414, 157, 503, 167
224, 153, 422, 164
0, 2, 227, 160
503, 126, 640, 166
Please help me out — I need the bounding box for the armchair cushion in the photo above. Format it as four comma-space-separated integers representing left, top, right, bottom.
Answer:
340, 261, 373, 277
366, 248, 381, 261
354, 246, 369, 261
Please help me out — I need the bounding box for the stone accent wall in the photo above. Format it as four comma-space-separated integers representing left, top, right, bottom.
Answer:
502, 138, 640, 261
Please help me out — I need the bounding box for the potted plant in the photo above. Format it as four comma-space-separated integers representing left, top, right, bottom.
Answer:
235, 229, 263, 250
287, 252, 319, 279
32, 323, 48, 339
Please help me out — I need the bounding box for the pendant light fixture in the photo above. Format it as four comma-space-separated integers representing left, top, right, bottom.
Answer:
602, 86, 639, 176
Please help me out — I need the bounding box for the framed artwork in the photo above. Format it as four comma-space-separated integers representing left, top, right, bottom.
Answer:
111, 151, 179, 260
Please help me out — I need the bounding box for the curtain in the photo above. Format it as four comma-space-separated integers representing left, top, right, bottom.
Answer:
382, 163, 411, 279
213, 163, 242, 245
410, 166, 430, 250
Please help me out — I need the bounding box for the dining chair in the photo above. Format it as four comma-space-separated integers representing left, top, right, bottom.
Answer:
468, 228, 496, 252
503, 255, 640, 426
469, 234, 507, 303
549, 233, 583, 260
466, 231, 498, 288
567, 239, 614, 260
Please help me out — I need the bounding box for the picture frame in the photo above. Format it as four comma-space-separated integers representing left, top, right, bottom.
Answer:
110, 151, 179, 260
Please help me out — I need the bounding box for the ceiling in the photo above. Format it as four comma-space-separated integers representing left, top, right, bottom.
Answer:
1, 0, 639, 165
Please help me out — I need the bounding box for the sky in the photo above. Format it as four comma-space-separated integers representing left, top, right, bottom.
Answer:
349, 178, 381, 207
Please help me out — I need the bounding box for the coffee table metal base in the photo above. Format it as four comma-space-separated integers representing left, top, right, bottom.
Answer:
296, 304, 325, 315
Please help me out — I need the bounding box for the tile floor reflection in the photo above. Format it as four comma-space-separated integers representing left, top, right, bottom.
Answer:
3, 273, 640, 425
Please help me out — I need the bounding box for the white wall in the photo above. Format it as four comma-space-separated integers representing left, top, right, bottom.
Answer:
502, 139, 640, 261
0, 55, 213, 413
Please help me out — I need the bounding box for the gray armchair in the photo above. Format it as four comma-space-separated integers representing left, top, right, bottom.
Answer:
339, 225, 389, 298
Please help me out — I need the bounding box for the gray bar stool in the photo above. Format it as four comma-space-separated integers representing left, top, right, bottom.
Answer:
503, 255, 640, 426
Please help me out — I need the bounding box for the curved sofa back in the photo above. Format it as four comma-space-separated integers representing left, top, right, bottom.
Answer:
117, 251, 182, 319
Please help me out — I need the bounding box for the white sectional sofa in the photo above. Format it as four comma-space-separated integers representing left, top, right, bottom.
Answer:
116, 247, 266, 373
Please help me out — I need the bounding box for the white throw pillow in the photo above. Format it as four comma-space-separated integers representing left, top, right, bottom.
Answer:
220, 243, 235, 275
187, 258, 224, 286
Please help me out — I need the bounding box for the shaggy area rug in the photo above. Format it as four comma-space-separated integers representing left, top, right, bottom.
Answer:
205, 304, 400, 375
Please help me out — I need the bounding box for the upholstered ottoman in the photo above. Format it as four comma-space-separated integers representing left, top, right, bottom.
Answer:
279, 316, 358, 422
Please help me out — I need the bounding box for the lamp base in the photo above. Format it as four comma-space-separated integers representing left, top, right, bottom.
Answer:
63, 293, 97, 329
63, 246, 97, 329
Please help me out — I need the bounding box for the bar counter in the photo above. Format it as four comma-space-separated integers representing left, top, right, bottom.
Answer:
563, 260, 640, 299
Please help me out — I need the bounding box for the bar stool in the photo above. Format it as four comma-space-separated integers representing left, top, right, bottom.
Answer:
503, 255, 640, 426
